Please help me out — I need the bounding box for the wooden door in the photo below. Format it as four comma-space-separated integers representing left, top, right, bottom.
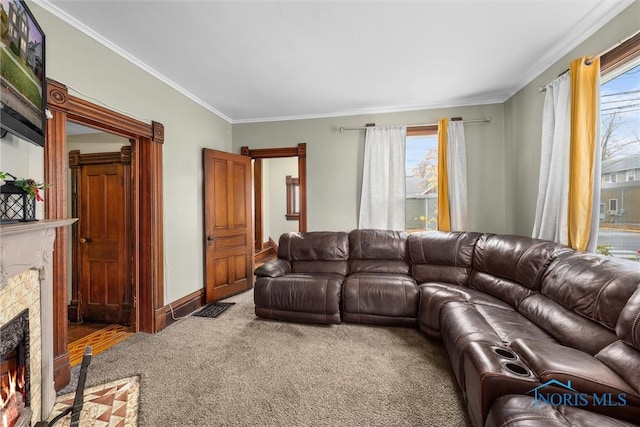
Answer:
203, 149, 254, 303
71, 148, 131, 324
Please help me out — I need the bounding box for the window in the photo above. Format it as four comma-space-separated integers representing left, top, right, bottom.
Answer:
406, 126, 438, 232
285, 175, 299, 220
597, 34, 640, 260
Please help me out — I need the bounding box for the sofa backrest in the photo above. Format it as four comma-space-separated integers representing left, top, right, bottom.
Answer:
469, 234, 570, 308
408, 231, 482, 286
542, 253, 640, 332
518, 253, 640, 355
348, 229, 409, 274
277, 231, 349, 276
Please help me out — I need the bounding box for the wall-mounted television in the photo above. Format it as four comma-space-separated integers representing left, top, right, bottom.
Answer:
0, 0, 46, 147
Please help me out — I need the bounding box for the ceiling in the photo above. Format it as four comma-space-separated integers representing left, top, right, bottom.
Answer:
41, 0, 634, 123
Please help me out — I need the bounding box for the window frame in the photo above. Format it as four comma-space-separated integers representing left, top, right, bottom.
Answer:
285, 175, 299, 220
596, 33, 640, 246
601, 33, 640, 76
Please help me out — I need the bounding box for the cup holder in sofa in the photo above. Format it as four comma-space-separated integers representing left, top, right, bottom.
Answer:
503, 362, 530, 376
492, 347, 517, 360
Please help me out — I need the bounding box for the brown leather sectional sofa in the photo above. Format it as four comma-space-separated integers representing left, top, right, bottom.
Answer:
253, 229, 640, 426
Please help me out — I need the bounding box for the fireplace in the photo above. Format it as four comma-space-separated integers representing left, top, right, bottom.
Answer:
0, 219, 76, 424
0, 310, 31, 427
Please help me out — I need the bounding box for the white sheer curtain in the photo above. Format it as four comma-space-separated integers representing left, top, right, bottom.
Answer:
359, 125, 407, 230
447, 120, 468, 231
532, 73, 571, 244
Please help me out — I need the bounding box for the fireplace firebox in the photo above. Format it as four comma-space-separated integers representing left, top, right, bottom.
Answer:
0, 310, 32, 427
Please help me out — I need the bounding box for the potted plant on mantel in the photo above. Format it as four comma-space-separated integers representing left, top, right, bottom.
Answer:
0, 172, 50, 223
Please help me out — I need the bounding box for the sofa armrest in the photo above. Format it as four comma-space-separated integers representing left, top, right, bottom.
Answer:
511, 338, 640, 423
487, 395, 640, 427
511, 338, 639, 401
254, 259, 291, 277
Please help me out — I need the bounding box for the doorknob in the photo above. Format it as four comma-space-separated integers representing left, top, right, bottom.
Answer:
80, 237, 92, 244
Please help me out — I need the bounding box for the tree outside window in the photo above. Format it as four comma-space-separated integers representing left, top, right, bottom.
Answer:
406, 127, 438, 232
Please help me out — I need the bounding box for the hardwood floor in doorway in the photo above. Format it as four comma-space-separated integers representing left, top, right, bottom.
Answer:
68, 323, 133, 367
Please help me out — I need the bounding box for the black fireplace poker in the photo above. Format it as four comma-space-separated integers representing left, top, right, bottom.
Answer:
35, 346, 93, 427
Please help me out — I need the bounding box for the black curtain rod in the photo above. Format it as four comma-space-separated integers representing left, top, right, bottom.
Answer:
339, 116, 491, 132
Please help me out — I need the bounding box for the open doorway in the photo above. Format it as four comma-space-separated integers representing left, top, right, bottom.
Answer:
240, 143, 307, 257
261, 157, 300, 241
65, 123, 134, 365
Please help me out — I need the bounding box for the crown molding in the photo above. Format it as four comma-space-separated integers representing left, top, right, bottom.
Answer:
33, 0, 633, 126
231, 94, 509, 125
506, 0, 635, 102
34, 0, 233, 124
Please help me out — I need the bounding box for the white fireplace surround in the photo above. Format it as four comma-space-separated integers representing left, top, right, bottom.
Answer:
0, 219, 75, 423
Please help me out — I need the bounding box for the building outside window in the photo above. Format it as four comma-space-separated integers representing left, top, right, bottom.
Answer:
597, 54, 640, 261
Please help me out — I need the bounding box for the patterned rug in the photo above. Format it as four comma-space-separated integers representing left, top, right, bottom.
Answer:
46, 376, 140, 426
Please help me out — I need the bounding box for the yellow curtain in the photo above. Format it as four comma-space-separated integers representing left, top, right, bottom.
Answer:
437, 118, 450, 231
568, 56, 600, 250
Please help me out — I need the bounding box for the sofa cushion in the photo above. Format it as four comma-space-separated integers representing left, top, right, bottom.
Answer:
348, 229, 410, 274
278, 231, 349, 260
518, 294, 618, 355
278, 231, 349, 276
254, 275, 343, 325
541, 253, 640, 331
418, 282, 512, 337
617, 285, 640, 350
291, 260, 349, 276
342, 273, 418, 327
469, 271, 537, 310
441, 303, 555, 347
486, 395, 640, 427
408, 231, 482, 286
470, 234, 570, 307
596, 340, 640, 395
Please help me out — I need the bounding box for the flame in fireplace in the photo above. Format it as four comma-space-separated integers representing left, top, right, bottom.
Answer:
1, 366, 25, 427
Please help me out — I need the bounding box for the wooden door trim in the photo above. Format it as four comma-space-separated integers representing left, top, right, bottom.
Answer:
45, 79, 164, 391
240, 143, 307, 241
69, 146, 132, 167
253, 159, 263, 251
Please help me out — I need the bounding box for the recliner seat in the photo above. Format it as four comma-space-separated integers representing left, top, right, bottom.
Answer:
342, 229, 418, 327
253, 231, 349, 325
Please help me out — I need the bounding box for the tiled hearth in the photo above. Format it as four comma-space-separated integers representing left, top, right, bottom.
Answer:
0, 219, 75, 425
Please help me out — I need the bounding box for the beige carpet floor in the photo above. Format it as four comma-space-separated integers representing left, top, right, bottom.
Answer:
73, 289, 471, 426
